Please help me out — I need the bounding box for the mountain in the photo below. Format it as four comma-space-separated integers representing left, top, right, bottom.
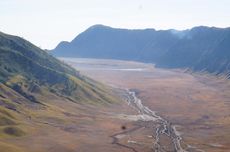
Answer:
52, 25, 230, 77
52, 24, 179, 61
0, 31, 119, 151
0, 31, 117, 103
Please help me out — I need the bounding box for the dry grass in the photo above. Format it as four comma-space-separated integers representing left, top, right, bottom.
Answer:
0, 80, 138, 152
73, 59, 230, 152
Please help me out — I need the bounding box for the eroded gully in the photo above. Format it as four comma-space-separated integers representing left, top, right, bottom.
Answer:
111, 89, 187, 152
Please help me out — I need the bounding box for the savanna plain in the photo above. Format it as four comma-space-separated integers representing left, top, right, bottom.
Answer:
63, 58, 230, 152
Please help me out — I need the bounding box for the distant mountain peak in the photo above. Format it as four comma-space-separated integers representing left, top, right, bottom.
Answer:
87, 24, 112, 30
53, 41, 70, 50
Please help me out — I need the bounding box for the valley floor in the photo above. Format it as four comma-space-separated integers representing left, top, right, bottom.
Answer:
63, 58, 230, 152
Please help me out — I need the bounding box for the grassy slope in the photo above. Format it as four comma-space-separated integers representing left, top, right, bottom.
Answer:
0, 31, 117, 103
0, 32, 120, 151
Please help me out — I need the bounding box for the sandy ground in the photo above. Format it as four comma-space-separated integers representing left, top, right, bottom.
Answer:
64, 58, 230, 152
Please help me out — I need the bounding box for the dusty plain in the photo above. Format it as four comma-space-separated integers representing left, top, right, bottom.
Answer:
64, 58, 230, 152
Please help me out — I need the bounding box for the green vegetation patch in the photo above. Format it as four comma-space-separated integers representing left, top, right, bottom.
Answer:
2, 126, 25, 137
0, 116, 16, 126
0, 107, 15, 119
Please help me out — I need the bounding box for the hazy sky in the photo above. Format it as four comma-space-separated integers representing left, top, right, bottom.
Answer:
1, 0, 230, 49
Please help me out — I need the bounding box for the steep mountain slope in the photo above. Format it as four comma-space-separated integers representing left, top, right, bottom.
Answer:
193, 30, 230, 75
157, 27, 230, 71
0, 31, 122, 152
52, 25, 180, 61
52, 25, 230, 77
0, 31, 117, 103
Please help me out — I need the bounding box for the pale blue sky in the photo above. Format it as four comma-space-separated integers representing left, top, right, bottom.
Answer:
0, 0, 230, 49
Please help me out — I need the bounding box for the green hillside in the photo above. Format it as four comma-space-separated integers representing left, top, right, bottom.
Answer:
0, 31, 119, 151
0, 31, 117, 104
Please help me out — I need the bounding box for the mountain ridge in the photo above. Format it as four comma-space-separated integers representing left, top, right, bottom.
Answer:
52, 25, 230, 77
